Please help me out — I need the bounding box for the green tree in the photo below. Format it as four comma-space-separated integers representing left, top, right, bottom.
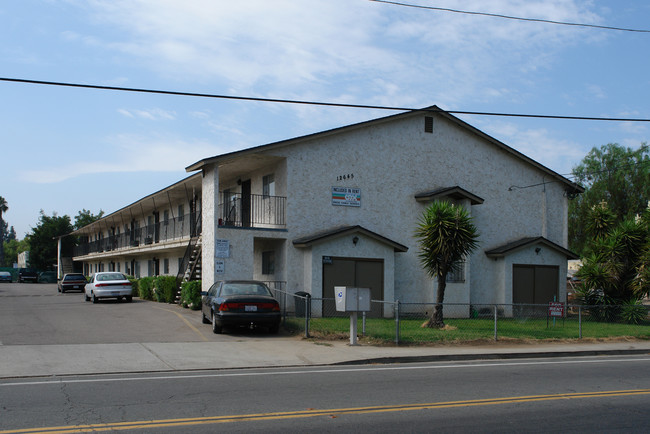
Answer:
569, 143, 650, 255
0, 196, 7, 265
74, 208, 104, 230
27, 211, 74, 271
2, 238, 29, 267
414, 201, 479, 328
577, 201, 650, 307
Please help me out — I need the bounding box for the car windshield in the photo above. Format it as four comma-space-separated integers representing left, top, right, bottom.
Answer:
220, 283, 271, 297
97, 273, 126, 282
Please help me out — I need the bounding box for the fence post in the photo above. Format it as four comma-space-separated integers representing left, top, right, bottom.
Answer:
578, 305, 582, 339
395, 301, 400, 345
362, 311, 366, 336
494, 304, 498, 341
304, 296, 310, 338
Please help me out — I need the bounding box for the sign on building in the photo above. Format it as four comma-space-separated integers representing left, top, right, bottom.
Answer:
216, 239, 230, 258
332, 187, 361, 207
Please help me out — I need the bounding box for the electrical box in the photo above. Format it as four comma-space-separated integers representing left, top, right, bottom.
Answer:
334, 286, 371, 312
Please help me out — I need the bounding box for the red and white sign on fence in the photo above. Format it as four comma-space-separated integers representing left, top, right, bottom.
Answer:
548, 301, 565, 318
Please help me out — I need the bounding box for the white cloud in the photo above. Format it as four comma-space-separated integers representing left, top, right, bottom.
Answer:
117, 108, 176, 120
20, 134, 222, 184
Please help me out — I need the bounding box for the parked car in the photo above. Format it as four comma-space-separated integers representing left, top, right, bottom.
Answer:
84, 272, 133, 303
201, 280, 281, 334
0, 271, 12, 283
39, 271, 58, 283
18, 268, 38, 283
58, 273, 87, 293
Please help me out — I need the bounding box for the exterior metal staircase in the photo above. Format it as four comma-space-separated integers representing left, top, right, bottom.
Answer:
175, 210, 202, 302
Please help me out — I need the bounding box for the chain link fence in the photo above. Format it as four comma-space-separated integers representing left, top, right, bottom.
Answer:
270, 288, 650, 344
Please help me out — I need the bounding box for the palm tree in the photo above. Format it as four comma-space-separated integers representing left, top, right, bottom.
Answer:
415, 201, 479, 328
0, 196, 7, 265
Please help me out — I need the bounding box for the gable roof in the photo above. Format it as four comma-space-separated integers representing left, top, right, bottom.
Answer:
292, 225, 408, 252
415, 186, 484, 205
185, 106, 583, 194
485, 236, 579, 259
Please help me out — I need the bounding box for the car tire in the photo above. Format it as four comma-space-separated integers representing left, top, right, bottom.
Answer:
84, 292, 90, 302
269, 324, 280, 334
92, 293, 97, 304
126, 296, 133, 303
61, 288, 66, 293
202, 311, 210, 324
211, 312, 222, 334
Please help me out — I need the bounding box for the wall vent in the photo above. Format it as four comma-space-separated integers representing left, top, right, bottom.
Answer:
424, 116, 433, 133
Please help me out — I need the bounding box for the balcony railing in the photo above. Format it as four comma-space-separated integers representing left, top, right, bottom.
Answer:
73, 213, 200, 257
218, 193, 286, 229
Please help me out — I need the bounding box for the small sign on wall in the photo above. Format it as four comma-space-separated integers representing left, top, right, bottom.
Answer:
332, 187, 361, 207
215, 259, 225, 274
216, 239, 230, 258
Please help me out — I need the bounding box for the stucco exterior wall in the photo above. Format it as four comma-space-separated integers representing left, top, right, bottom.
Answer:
250, 113, 568, 305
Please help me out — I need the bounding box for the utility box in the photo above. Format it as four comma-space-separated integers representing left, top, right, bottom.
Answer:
335, 286, 371, 312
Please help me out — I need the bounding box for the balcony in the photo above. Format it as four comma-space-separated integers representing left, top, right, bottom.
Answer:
218, 193, 286, 229
73, 213, 201, 257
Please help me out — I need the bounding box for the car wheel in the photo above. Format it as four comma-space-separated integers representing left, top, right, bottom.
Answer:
202, 311, 210, 324
84, 292, 90, 302
126, 296, 133, 303
211, 312, 222, 334
92, 293, 97, 304
269, 324, 280, 334
61, 288, 66, 293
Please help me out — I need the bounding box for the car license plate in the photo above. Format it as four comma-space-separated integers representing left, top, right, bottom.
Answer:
245, 305, 257, 312
111, 292, 119, 296
73, 286, 79, 289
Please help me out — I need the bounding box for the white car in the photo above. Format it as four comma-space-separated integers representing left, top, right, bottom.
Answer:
85, 272, 133, 303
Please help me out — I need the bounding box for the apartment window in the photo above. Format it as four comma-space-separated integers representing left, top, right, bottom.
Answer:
164, 258, 169, 274
446, 261, 465, 283
263, 174, 275, 198
117, 262, 121, 272
262, 251, 275, 275
134, 262, 141, 278
178, 204, 185, 221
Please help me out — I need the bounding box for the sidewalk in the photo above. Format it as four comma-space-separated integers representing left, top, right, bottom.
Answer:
2, 337, 650, 379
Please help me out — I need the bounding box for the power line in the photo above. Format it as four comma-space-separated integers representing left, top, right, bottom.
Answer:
2, 77, 650, 123
369, 0, 650, 34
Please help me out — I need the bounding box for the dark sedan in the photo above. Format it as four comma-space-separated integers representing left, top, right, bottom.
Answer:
201, 280, 281, 334
58, 273, 87, 293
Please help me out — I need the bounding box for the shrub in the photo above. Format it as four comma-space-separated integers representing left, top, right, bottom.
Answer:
126, 276, 139, 298
620, 299, 647, 324
154, 275, 178, 303
138, 277, 155, 300
180, 280, 202, 310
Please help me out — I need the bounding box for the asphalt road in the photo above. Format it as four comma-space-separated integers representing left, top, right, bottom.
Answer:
2, 282, 650, 432
0, 282, 279, 345
2, 356, 650, 433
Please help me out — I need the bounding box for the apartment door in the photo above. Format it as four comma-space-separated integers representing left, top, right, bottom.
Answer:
322, 257, 384, 318
241, 179, 251, 228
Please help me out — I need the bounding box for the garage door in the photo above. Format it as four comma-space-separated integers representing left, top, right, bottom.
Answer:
322, 257, 384, 318
513, 264, 559, 304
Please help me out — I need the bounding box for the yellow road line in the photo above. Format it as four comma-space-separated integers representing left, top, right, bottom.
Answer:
3, 388, 649, 433
153, 305, 208, 342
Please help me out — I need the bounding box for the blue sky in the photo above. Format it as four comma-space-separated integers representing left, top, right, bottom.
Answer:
1, 0, 649, 239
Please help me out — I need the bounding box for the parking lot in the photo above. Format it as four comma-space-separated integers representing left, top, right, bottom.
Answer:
0, 282, 281, 345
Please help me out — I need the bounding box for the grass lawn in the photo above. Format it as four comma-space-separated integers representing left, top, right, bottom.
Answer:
284, 316, 650, 344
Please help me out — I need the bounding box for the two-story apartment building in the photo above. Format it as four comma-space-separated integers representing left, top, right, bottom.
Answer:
72, 107, 581, 317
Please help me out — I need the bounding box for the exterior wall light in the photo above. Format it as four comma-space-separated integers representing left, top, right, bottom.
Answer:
353, 236, 359, 245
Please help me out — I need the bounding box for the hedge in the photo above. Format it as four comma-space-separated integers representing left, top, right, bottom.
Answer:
180, 280, 202, 310
154, 275, 177, 303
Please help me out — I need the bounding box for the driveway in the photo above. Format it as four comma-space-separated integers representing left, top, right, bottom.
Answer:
0, 282, 280, 345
